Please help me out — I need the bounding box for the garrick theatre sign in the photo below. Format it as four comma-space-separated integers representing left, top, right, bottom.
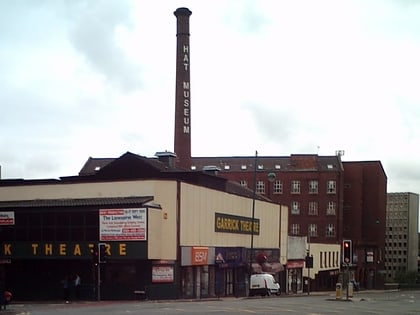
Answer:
215, 212, 259, 235
0, 242, 146, 259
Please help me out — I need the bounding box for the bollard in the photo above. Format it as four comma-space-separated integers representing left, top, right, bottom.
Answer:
348, 282, 354, 298
335, 283, 342, 300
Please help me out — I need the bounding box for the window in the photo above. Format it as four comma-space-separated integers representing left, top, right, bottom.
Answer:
291, 224, 300, 235
239, 180, 247, 188
327, 180, 336, 194
308, 224, 317, 237
326, 224, 335, 237
241, 165, 247, 170
291, 201, 300, 215
308, 202, 318, 215
309, 180, 318, 194
258, 164, 264, 170
326, 201, 336, 215
273, 180, 283, 194
224, 165, 230, 170
291, 180, 301, 194
256, 181, 265, 194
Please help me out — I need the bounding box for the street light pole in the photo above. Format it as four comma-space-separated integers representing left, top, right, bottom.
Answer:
249, 151, 258, 274
307, 228, 311, 295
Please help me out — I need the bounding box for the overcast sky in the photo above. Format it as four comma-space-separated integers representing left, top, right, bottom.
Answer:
1, 0, 420, 195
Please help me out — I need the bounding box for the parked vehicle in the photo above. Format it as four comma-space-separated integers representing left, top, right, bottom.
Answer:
249, 273, 280, 296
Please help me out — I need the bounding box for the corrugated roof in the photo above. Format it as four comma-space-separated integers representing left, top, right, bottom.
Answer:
0, 196, 154, 208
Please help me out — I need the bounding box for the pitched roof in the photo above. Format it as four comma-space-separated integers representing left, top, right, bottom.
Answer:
190, 154, 343, 172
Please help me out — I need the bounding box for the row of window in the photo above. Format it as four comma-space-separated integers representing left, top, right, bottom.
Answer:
319, 251, 340, 269
386, 234, 407, 239
240, 180, 337, 195
195, 163, 336, 171
385, 250, 408, 255
0, 211, 99, 242
290, 201, 336, 215
385, 258, 407, 264
387, 226, 408, 232
386, 242, 408, 248
290, 223, 336, 237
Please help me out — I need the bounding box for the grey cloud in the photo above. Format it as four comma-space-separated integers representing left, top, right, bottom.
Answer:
243, 101, 299, 144
63, 1, 143, 91
223, 0, 269, 34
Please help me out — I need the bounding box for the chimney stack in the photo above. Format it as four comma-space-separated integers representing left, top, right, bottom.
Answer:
174, 7, 192, 170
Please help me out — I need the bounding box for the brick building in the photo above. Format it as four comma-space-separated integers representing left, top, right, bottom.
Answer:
342, 161, 387, 289
190, 153, 344, 291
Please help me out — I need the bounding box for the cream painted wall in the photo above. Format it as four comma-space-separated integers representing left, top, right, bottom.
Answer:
279, 205, 289, 265
307, 243, 341, 279
0, 180, 156, 200
0, 180, 287, 261
0, 180, 178, 260
149, 181, 178, 260
179, 182, 281, 249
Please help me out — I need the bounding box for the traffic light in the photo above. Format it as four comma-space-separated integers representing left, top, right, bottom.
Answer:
91, 244, 99, 266
342, 240, 352, 264
305, 254, 313, 268
99, 243, 107, 263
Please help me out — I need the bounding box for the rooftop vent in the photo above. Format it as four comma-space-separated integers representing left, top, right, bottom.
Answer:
155, 151, 177, 168
202, 165, 221, 175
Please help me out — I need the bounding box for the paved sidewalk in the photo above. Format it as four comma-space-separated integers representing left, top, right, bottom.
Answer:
1, 289, 401, 314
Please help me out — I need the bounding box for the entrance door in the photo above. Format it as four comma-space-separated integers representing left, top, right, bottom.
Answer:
225, 269, 234, 296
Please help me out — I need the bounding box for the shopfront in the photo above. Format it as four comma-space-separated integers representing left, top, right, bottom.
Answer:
180, 246, 215, 298
286, 260, 304, 294
0, 200, 177, 301
215, 247, 248, 297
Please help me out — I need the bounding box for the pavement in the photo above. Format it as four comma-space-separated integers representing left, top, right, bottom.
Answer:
0, 289, 401, 315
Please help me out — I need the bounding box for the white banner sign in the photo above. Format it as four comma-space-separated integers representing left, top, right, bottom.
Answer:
99, 208, 146, 241
0, 211, 15, 225
152, 266, 174, 283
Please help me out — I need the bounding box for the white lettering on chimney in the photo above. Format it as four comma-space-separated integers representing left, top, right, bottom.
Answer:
182, 45, 190, 134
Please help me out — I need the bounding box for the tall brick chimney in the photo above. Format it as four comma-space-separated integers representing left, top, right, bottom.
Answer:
174, 7, 192, 170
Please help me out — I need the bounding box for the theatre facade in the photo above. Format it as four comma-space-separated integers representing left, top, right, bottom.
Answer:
0, 152, 288, 300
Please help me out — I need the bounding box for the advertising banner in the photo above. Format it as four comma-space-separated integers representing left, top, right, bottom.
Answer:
0, 211, 15, 225
99, 208, 147, 241
152, 266, 174, 283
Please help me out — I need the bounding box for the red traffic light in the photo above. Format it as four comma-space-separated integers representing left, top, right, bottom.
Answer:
342, 240, 352, 264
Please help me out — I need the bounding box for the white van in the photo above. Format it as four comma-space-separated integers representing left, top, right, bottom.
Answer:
249, 273, 281, 296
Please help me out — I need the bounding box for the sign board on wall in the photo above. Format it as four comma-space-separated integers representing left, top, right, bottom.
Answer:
99, 208, 147, 241
215, 212, 260, 235
191, 246, 208, 266
152, 266, 174, 283
0, 212, 15, 225
0, 241, 147, 259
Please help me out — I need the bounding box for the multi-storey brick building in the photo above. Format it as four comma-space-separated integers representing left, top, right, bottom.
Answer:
190, 153, 344, 291
342, 161, 387, 289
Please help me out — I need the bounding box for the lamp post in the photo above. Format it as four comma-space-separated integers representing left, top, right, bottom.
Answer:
306, 228, 311, 295
249, 151, 258, 274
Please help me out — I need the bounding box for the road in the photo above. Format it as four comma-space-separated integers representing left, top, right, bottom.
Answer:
6, 290, 420, 315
